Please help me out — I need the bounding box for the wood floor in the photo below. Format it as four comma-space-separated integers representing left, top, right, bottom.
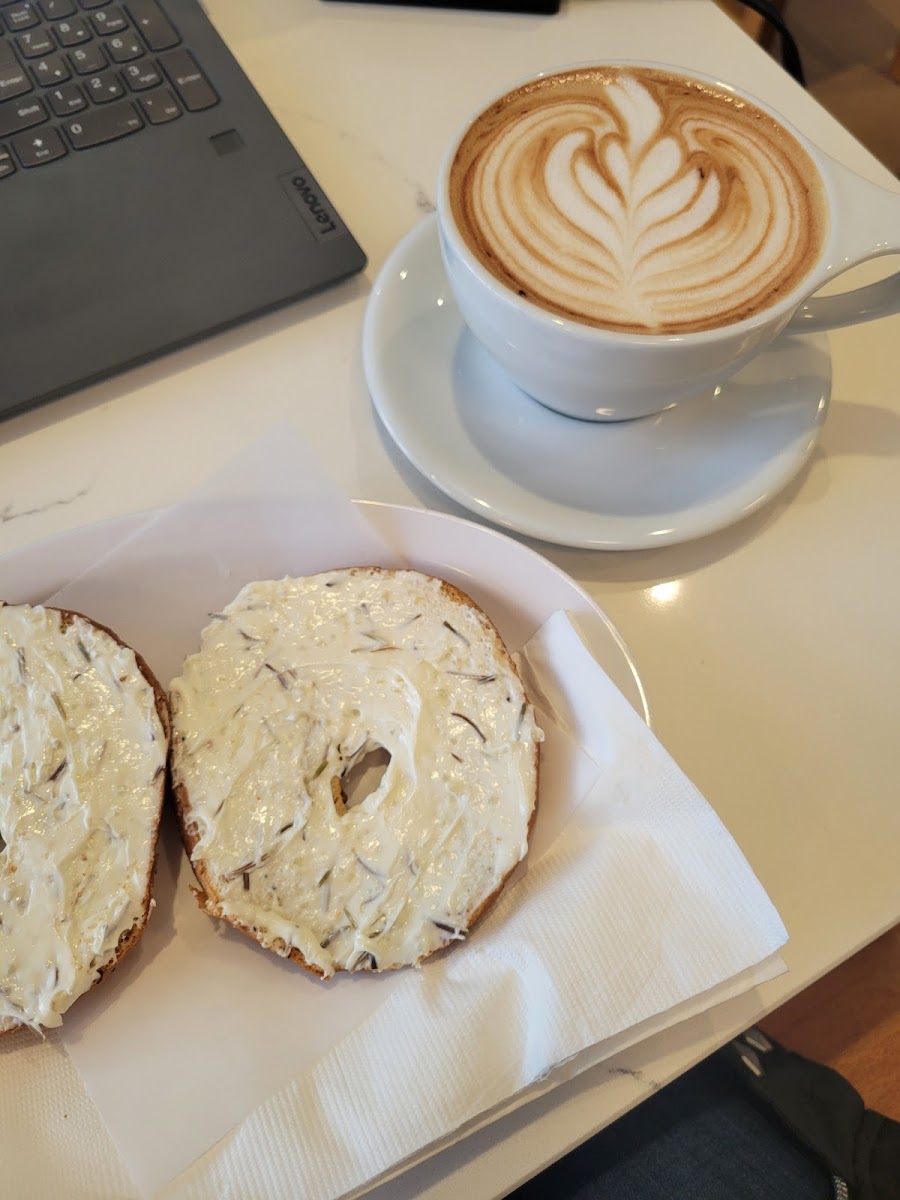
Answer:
792, 0, 900, 176
760, 926, 900, 1121
718, 0, 900, 176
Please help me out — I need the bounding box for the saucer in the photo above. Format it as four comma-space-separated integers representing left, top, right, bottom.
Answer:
363, 216, 832, 551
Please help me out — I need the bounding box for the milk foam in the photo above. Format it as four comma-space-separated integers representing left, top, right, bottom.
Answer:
450, 68, 827, 333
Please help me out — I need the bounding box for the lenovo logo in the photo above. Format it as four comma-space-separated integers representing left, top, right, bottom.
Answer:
279, 170, 347, 243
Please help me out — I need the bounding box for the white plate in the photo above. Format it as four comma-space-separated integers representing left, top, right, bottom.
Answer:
0, 495, 648, 1196
0, 499, 649, 723
363, 216, 832, 551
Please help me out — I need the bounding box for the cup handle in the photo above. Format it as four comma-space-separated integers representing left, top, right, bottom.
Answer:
786, 157, 900, 334
786, 273, 900, 333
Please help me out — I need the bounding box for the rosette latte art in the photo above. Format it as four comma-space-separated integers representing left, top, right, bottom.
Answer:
449, 68, 828, 334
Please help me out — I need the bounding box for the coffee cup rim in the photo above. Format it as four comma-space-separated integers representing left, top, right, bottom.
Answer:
437, 59, 836, 347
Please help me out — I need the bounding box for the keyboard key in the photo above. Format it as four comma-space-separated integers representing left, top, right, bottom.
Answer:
68, 40, 105, 72
121, 56, 158, 89
124, 0, 177, 51
47, 79, 84, 114
83, 68, 122, 101
39, 0, 76, 16
105, 30, 141, 61
159, 48, 215, 111
0, 145, 15, 178
16, 26, 55, 55
89, 6, 127, 34
0, 41, 31, 99
33, 51, 70, 84
137, 83, 177, 123
3, 3, 39, 31
54, 16, 90, 45
61, 97, 141, 146
76, 0, 109, 7
11, 122, 65, 165
0, 93, 46, 136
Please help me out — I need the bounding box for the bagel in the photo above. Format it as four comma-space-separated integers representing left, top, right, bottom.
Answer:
170, 568, 541, 977
0, 603, 169, 1035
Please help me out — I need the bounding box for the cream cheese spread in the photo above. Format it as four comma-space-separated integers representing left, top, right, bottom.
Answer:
0, 604, 166, 1033
170, 570, 541, 977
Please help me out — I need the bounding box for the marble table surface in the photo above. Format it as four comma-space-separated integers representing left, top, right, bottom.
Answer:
1, 1, 898, 1196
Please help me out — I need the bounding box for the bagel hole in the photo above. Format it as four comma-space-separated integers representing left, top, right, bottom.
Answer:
338, 745, 391, 813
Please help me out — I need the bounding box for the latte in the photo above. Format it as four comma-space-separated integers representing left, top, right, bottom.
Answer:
448, 67, 828, 334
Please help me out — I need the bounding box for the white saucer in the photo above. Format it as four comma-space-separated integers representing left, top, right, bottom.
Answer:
363, 216, 832, 551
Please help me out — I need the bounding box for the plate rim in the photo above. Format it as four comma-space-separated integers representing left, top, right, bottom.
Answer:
0, 496, 650, 726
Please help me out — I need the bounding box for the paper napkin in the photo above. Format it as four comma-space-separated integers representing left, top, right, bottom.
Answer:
40, 431, 786, 1198
160, 612, 786, 1200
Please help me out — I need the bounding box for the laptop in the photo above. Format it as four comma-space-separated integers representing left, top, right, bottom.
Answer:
0, 0, 366, 421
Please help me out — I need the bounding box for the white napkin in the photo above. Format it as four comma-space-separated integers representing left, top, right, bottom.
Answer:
37, 431, 786, 1199
160, 613, 786, 1200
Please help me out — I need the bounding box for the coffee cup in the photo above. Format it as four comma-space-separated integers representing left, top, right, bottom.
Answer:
436, 62, 900, 422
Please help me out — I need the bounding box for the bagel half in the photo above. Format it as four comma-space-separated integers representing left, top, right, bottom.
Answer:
0, 603, 170, 1035
170, 568, 541, 977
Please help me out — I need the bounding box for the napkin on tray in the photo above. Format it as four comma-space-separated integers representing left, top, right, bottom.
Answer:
40, 431, 786, 1199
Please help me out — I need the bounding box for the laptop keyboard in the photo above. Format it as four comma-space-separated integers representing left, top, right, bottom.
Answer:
0, 0, 218, 177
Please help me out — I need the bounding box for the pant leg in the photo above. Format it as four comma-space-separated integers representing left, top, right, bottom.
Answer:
510, 1051, 830, 1200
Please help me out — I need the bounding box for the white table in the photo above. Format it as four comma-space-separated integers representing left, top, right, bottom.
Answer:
2, 1, 898, 1196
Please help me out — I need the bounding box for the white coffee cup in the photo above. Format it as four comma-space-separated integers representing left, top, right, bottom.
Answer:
437, 61, 900, 422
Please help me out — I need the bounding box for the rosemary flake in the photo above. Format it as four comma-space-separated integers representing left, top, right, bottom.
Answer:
355, 853, 386, 879
451, 711, 486, 743
47, 759, 67, 783
223, 848, 273, 883
516, 702, 527, 738
431, 920, 466, 941
442, 620, 470, 646
350, 950, 377, 972
264, 662, 291, 691
366, 914, 387, 938
319, 925, 347, 949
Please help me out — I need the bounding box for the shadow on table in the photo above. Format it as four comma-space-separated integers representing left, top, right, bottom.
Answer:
374, 395, 900, 590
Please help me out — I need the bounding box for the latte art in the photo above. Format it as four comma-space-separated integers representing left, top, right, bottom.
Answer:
449, 68, 828, 334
